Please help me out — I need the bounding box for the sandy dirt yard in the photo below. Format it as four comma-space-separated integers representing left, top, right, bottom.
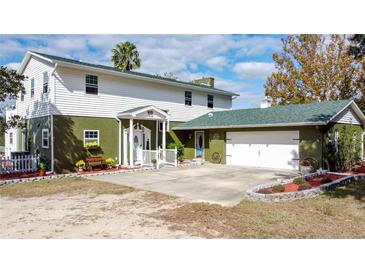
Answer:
0, 178, 193, 239
1, 177, 365, 239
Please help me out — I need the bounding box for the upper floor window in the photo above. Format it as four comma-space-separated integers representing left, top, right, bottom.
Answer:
9, 132, 13, 144
30, 78, 35, 98
185, 91, 192, 106
84, 130, 99, 145
42, 129, 49, 148
85, 75, 98, 95
207, 94, 214, 108
43, 72, 48, 93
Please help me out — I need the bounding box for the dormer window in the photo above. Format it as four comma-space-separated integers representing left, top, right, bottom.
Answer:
86, 75, 98, 95
43, 72, 48, 93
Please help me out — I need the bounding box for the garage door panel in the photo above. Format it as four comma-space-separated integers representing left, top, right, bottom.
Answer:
226, 131, 299, 170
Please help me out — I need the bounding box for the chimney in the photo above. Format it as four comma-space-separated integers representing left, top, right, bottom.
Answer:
260, 96, 273, 108
193, 77, 215, 88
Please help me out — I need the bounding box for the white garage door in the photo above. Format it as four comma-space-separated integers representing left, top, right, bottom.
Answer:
226, 131, 299, 170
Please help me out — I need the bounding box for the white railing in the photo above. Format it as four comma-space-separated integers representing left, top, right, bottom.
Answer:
141, 149, 159, 167
140, 147, 177, 168
0, 155, 40, 175
159, 148, 178, 167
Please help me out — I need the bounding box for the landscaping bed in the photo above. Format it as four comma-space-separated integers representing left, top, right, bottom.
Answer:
246, 171, 356, 201
258, 173, 345, 194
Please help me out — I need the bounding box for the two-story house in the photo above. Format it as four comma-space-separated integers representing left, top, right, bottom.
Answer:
5, 51, 365, 173
6, 51, 237, 173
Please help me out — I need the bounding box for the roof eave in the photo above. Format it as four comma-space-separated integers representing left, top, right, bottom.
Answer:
17, 51, 54, 74
55, 60, 239, 97
173, 121, 327, 130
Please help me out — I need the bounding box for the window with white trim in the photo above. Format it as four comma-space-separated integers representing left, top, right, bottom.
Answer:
84, 130, 99, 145
85, 75, 98, 95
9, 132, 13, 144
185, 91, 192, 106
42, 129, 49, 148
43, 72, 48, 93
207, 94, 214, 108
30, 78, 35, 98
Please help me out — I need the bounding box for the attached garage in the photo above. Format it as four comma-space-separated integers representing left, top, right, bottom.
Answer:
173, 99, 365, 171
226, 131, 299, 170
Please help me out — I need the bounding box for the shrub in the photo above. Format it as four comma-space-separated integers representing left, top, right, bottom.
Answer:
167, 142, 184, 161
319, 177, 332, 185
105, 158, 115, 166
151, 159, 157, 164
38, 162, 47, 171
257, 188, 272, 194
293, 178, 307, 185
298, 182, 312, 191
272, 184, 285, 193
351, 167, 359, 172
75, 160, 85, 168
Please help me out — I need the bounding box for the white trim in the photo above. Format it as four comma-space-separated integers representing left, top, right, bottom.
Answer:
362, 132, 365, 161
83, 129, 100, 145
117, 105, 170, 120
194, 130, 205, 159
41, 128, 49, 149
85, 73, 99, 95
17, 51, 54, 74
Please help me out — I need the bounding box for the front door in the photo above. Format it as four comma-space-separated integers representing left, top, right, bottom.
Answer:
195, 131, 204, 159
133, 131, 143, 163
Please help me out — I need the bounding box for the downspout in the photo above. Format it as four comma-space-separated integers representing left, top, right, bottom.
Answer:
51, 114, 54, 173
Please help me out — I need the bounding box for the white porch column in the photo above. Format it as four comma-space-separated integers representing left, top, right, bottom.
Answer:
118, 118, 122, 166
129, 118, 134, 166
162, 120, 166, 149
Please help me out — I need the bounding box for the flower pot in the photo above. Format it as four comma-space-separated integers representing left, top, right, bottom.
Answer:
78, 167, 84, 172
39, 170, 46, 176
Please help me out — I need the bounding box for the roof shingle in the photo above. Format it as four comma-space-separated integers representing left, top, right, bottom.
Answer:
174, 100, 353, 129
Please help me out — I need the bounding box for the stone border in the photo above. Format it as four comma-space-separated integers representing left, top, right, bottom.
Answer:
246, 171, 361, 202
0, 162, 197, 186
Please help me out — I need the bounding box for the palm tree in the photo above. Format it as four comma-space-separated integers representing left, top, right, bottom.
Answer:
111, 41, 141, 71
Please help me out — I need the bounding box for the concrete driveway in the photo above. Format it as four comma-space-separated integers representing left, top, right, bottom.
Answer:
89, 164, 299, 206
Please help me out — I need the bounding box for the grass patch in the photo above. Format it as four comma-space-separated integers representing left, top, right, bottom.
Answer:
158, 180, 365, 238
0, 177, 134, 199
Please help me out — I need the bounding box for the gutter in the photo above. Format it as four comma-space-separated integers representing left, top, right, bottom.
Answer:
173, 121, 327, 130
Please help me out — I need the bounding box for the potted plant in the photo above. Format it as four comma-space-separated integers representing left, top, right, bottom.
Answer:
105, 158, 116, 169
38, 162, 47, 176
75, 160, 86, 172
151, 158, 158, 169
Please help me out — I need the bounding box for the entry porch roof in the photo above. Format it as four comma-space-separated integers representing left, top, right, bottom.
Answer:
117, 105, 170, 120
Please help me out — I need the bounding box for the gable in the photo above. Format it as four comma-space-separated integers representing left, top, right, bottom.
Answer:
332, 107, 362, 125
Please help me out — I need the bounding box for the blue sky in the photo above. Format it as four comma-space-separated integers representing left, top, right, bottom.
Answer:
0, 34, 286, 109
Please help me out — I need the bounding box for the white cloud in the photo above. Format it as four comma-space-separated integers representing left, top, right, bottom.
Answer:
4, 62, 21, 70
233, 62, 275, 79
205, 56, 228, 71
235, 36, 282, 56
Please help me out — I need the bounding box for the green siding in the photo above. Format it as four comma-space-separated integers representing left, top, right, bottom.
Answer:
54, 115, 119, 173
26, 116, 52, 169
171, 126, 325, 166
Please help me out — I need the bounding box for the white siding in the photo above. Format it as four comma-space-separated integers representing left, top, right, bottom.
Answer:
54, 66, 232, 121
332, 107, 361, 125
16, 56, 55, 118
4, 109, 19, 157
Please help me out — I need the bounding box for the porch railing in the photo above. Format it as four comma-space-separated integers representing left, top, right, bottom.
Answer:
140, 147, 177, 168
0, 154, 40, 175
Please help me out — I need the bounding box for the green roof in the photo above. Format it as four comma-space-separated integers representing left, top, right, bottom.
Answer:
174, 100, 353, 130
30, 51, 238, 96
